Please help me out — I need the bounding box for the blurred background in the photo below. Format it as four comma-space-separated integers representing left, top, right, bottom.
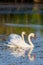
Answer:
0, 0, 43, 35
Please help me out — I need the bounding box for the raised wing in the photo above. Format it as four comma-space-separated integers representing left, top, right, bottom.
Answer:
7, 34, 22, 44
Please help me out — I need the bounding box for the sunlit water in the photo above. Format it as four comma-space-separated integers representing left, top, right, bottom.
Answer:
0, 24, 43, 65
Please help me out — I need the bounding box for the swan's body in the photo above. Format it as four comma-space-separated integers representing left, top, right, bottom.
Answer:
8, 32, 25, 41
6, 32, 26, 48
7, 32, 35, 49
7, 32, 29, 49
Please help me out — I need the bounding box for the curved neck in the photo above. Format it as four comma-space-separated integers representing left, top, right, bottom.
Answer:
28, 34, 34, 47
21, 33, 24, 41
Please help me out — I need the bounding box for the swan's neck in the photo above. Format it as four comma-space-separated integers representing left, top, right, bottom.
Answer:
21, 33, 24, 41
28, 34, 34, 47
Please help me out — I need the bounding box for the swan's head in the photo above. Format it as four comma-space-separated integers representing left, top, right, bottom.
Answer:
22, 31, 26, 35
29, 33, 36, 39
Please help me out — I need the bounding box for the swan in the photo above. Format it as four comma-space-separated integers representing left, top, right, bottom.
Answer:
21, 33, 36, 61
27, 33, 36, 61
6, 32, 26, 47
6, 32, 36, 48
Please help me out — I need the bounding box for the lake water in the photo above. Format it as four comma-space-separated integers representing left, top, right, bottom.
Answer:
0, 24, 43, 65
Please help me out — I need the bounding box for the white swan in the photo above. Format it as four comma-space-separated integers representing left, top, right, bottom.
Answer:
6, 33, 36, 48
6, 32, 26, 47
21, 33, 36, 61
27, 33, 36, 61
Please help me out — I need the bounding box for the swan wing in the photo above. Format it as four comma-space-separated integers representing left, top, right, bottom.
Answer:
9, 34, 21, 39
7, 34, 30, 49
8, 34, 21, 41
7, 34, 22, 45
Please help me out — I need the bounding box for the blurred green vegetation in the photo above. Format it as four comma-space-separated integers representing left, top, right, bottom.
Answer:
0, 13, 43, 35
0, 24, 35, 35
0, 14, 43, 24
